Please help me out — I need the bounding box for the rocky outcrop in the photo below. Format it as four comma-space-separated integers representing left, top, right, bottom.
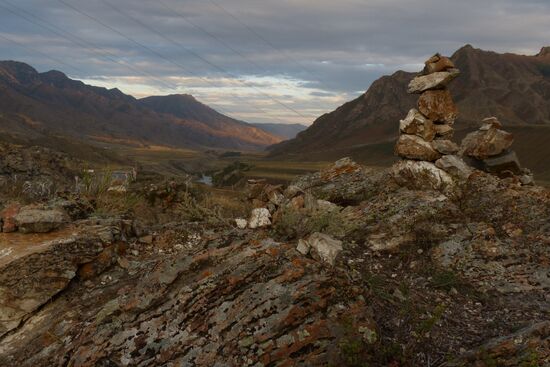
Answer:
0, 226, 121, 338
0, 235, 375, 366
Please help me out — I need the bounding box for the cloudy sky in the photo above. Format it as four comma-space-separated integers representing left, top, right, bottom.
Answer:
1, 0, 549, 125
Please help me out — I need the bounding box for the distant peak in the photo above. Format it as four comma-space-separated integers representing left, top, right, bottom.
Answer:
41, 70, 68, 80
455, 44, 477, 55
537, 46, 550, 57
0, 60, 39, 75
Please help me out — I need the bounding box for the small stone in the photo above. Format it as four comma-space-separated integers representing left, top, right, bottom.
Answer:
139, 235, 154, 244
300, 232, 343, 266
418, 89, 458, 124
399, 109, 436, 141
423, 53, 455, 74
289, 195, 305, 210
235, 218, 248, 229
434, 124, 454, 139
395, 135, 442, 161
480, 117, 502, 130
296, 239, 310, 255
248, 208, 271, 229
1, 203, 21, 233
431, 139, 459, 155
407, 69, 459, 94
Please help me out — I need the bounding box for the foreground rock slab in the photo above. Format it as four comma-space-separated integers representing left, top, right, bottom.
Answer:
0, 238, 374, 366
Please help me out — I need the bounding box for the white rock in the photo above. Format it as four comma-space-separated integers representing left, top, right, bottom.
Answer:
248, 208, 271, 229
392, 160, 456, 194
296, 239, 310, 255
235, 218, 248, 229
299, 232, 343, 266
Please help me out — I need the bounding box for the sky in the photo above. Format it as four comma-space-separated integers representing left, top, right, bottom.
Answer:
0, 0, 549, 125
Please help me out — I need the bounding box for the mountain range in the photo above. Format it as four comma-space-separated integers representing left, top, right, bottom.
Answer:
0, 61, 284, 151
269, 45, 550, 180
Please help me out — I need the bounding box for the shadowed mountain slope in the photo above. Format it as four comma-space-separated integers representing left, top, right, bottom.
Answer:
270, 45, 550, 165
0, 61, 282, 151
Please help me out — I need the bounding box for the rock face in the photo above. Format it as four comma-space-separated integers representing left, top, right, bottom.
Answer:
0, 236, 374, 367
0, 229, 114, 337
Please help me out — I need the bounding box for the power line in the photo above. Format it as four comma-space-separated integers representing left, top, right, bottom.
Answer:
0, 0, 179, 92
57, 0, 291, 124
78, 0, 308, 120
0, 32, 87, 75
0, 0, 267, 120
207, 0, 335, 95
156, 0, 303, 93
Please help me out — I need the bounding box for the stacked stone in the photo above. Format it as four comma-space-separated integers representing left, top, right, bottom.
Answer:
395, 54, 460, 161
460, 117, 534, 185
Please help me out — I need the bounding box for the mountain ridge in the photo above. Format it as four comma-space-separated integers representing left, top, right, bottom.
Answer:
0, 61, 282, 151
270, 45, 550, 158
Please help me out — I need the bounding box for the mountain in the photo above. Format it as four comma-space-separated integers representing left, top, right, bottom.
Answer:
0, 61, 282, 151
251, 123, 308, 140
270, 45, 550, 170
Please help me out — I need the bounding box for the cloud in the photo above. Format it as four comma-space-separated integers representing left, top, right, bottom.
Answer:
0, 0, 549, 125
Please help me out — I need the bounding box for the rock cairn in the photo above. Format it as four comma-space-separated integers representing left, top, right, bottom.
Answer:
395, 53, 460, 161
460, 117, 534, 185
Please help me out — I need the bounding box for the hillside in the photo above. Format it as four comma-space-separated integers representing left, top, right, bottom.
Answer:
251, 122, 308, 140
0, 61, 282, 151
270, 45, 550, 175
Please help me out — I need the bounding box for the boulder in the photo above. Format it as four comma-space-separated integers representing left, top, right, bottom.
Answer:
460, 128, 514, 160
423, 53, 456, 74
391, 160, 456, 194
297, 232, 343, 266
407, 69, 459, 94
435, 155, 474, 179
248, 208, 271, 229
395, 135, 442, 161
14, 207, 68, 234
399, 108, 436, 141
431, 139, 459, 155
418, 89, 458, 124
